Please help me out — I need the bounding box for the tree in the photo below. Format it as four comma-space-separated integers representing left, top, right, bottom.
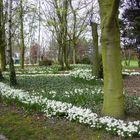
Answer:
69, 0, 89, 64
121, 0, 140, 66
45, 0, 92, 68
62, 0, 69, 69
30, 43, 41, 64
0, 0, 6, 71
48, 0, 70, 70
8, 0, 17, 86
99, 0, 124, 118
20, 0, 25, 69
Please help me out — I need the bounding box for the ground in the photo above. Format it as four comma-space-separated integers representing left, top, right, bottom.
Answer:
0, 101, 140, 140
124, 67, 140, 96
0, 66, 140, 140
124, 75, 140, 96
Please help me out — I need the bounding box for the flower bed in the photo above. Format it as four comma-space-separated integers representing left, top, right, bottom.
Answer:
123, 69, 140, 76
0, 82, 140, 138
70, 69, 98, 81
4, 65, 60, 75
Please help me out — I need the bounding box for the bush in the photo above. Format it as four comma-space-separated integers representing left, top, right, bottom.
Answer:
39, 59, 53, 66
79, 57, 91, 64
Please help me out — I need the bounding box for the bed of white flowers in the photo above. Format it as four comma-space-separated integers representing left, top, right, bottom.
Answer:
14, 73, 70, 77
71, 68, 140, 82
0, 82, 140, 138
70, 69, 98, 81
123, 69, 140, 76
40, 87, 103, 98
4, 65, 60, 75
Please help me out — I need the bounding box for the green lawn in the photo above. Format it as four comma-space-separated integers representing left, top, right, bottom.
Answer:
122, 60, 139, 69
14, 75, 103, 113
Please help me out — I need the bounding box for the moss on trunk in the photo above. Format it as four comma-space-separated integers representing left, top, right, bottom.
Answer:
0, 0, 6, 71
99, 0, 124, 118
8, 0, 17, 86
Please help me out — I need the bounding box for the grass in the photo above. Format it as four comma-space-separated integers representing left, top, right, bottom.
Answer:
122, 60, 139, 69
12, 75, 103, 113
0, 102, 124, 140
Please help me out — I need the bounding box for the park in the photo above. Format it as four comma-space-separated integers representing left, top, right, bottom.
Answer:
0, 0, 140, 139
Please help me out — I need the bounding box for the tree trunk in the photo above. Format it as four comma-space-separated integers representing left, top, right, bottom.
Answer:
0, 44, 6, 71
63, 44, 69, 70
69, 0, 77, 65
99, 0, 124, 118
37, 0, 41, 63
91, 22, 100, 78
58, 45, 64, 70
8, 0, 17, 86
0, 69, 4, 81
138, 52, 140, 67
72, 46, 76, 64
55, 0, 69, 70
0, 0, 6, 71
72, 39, 77, 64
20, 0, 25, 69
62, 0, 69, 70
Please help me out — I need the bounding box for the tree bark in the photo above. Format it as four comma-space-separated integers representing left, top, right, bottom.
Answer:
62, 0, 69, 70
138, 52, 140, 67
58, 45, 64, 70
72, 45, 76, 64
0, 69, 4, 81
99, 0, 124, 118
20, 0, 25, 69
8, 0, 17, 86
91, 22, 100, 78
69, 0, 77, 64
0, 0, 6, 71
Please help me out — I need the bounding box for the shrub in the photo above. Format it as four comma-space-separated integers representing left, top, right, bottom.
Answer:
39, 59, 53, 66
78, 57, 91, 64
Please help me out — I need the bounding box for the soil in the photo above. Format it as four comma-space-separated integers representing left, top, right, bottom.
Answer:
124, 75, 140, 96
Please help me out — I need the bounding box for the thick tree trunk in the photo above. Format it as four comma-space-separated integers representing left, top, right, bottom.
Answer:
91, 22, 100, 78
20, 0, 25, 69
99, 0, 124, 118
8, 0, 17, 86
